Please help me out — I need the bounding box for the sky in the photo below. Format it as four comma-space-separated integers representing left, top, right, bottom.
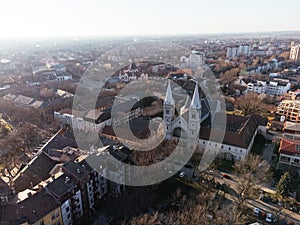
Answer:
0, 0, 300, 38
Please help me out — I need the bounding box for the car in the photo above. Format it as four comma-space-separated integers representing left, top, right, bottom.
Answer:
207, 170, 214, 174
221, 173, 231, 179
253, 207, 260, 216
265, 213, 276, 223
179, 171, 185, 178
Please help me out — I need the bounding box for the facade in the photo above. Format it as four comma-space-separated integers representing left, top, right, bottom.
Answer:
277, 100, 300, 122
285, 89, 300, 100
54, 109, 111, 133
290, 42, 300, 61
267, 80, 291, 96
0, 177, 14, 205
163, 80, 266, 161
278, 122, 300, 176
245, 79, 290, 96
226, 46, 238, 59
1, 189, 63, 225
246, 81, 267, 94
180, 51, 204, 69
238, 45, 251, 56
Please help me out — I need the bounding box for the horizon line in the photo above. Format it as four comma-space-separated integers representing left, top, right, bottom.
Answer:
1, 29, 300, 41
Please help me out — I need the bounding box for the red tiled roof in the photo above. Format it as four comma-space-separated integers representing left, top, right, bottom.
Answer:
279, 138, 300, 155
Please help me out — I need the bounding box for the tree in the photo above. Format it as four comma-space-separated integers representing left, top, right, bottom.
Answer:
233, 154, 271, 208
123, 190, 247, 225
219, 68, 240, 85
275, 171, 291, 199
235, 92, 267, 116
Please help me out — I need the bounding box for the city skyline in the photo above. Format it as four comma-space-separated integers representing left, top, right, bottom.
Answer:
1, 0, 300, 38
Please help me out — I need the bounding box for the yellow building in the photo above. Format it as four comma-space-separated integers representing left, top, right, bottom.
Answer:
2, 189, 63, 225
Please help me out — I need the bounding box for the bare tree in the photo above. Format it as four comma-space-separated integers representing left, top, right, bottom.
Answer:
233, 154, 271, 208
235, 92, 269, 116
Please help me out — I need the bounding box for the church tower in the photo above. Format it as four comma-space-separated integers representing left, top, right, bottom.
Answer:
188, 83, 201, 139
163, 79, 175, 139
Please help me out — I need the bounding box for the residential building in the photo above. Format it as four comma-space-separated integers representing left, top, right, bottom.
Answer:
278, 122, 300, 176
277, 100, 300, 122
290, 42, 300, 61
12, 151, 57, 192
284, 89, 300, 100
0, 177, 15, 205
180, 51, 204, 69
1, 189, 63, 225
246, 81, 267, 94
226, 46, 238, 59
267, 79, 291, 96
237, 45, 251, 56
54, 109, 111, 134
46, 173, 83, 224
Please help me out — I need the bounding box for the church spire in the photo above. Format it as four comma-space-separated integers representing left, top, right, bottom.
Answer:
183, 95, 191, 109
190, 83, 201, 109
164, 79, 174, 105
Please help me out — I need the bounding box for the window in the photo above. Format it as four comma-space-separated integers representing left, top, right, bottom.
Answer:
203, 141, 205, 144
221, 145, 223, 149
66, 207, 70, 213
166, 110, 170, 115
296, 145, 300, 151
192, 114, 196, 119
228, 147, 231, 150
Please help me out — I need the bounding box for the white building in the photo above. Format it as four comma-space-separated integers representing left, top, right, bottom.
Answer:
163, 80, 267, 161
226, 46, 239, 59
247, 81, 267, 94
237, 45, 251, 56
54, 110, 111, 134
290, 42, 300, 61
180, 51, 204, 69
267, 79, 291, 96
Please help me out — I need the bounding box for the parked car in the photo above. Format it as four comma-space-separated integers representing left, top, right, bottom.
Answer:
179, 171, 185, 178
253, 207, 260, 216
221, 173, 231, 179
265, 213, 276, 223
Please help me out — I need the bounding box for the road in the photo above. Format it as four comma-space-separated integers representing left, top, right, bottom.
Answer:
212, 170, 300, 224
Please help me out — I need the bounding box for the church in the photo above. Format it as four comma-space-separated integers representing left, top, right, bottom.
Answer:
163, 79, 267, 161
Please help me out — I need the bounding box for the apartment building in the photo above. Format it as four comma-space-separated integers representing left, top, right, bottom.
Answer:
277, 100, 300, 122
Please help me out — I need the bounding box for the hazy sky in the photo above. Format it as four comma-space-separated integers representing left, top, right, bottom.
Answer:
1, 0, 300, 38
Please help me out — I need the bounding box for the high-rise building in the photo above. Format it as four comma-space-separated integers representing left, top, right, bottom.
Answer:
290, 42, 300, 60
226, 46, 238, 59
237, 45, 251, 56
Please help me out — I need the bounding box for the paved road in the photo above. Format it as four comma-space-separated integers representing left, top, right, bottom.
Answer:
213, 170, 300, 224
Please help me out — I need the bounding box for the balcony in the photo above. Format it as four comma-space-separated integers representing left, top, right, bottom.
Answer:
279, 158, 290, 164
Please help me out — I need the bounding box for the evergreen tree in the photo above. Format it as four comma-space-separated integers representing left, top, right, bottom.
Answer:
275, 171, 291, 199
